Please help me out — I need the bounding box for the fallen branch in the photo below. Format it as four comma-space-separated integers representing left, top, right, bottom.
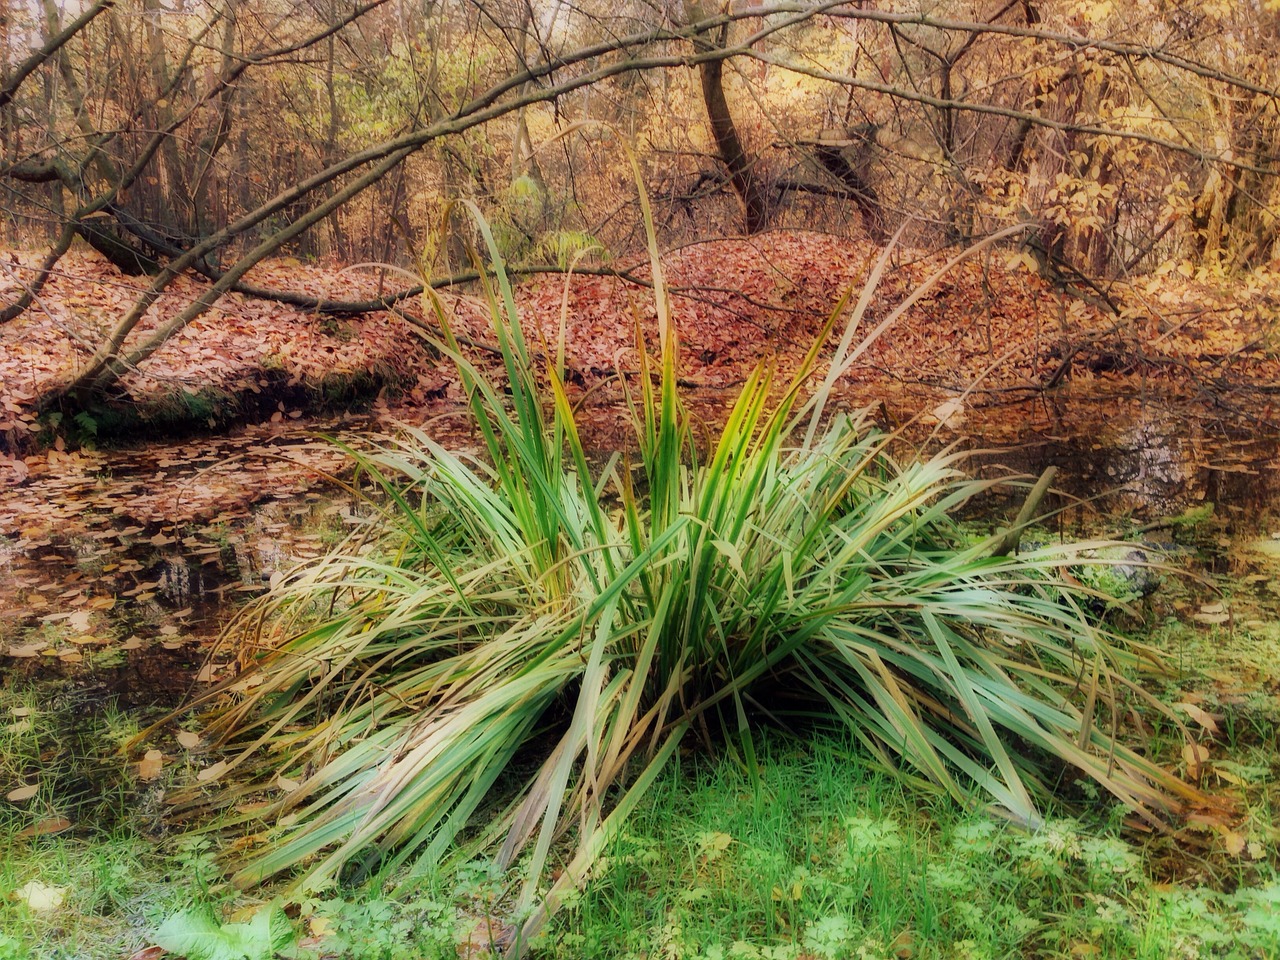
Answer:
987, 466, 1057, 557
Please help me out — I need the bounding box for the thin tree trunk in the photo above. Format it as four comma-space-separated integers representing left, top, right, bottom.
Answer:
685, 4, 768, 234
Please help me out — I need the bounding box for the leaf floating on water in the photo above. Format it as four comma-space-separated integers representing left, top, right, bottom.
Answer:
6, 784, 38, 802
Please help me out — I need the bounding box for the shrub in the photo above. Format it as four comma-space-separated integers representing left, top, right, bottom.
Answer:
176, 197, 1196, 950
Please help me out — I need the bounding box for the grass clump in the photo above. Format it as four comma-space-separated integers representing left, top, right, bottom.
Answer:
174, 193, 1199, 947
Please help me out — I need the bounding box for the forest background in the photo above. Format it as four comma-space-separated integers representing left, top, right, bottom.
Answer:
1, 0, 1279, 439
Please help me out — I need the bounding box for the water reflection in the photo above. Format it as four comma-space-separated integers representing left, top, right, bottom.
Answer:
963, 398, 1280, 520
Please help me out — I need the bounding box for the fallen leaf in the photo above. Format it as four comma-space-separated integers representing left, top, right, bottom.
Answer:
1173, 702, 1220, 735
275, 774, 301, 793
17, 817, 72, 837
196, 760, 228, 782
1183, 742, 1210, 779
14, 880, 66, 913
66, 610, 92, 632
6, 784, 38, 802
308, 915, 335, 937
138, 750, 164, 781
928, 397, 966, 429
1193, 611, 1230, 625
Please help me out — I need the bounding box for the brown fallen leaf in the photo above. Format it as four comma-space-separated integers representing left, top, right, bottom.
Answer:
17, 816, 72, 837
1222, 830, 1247, 857
275, 774, 301, 793
196, 761, 228, 782
138, 750, 164, 782
1183, 742, 1210, 780
6, 784, 38, 802
65, 610, 92, 632
176, 730, 202, 749
1173, 701, 1220, 735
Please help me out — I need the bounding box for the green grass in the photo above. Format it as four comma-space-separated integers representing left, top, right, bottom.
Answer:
537, 732, 1279, 960
0, 683, 181, 960
5, 715, 1273, 960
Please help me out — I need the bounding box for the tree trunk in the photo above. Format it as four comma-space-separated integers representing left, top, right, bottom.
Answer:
686, 6, 768, 234
806, 127, 886, 242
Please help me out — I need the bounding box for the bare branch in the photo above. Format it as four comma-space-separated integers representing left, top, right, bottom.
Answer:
0, 0, 115, 109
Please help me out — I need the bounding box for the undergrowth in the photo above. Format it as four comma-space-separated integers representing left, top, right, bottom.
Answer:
152, 168, 1204, 954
